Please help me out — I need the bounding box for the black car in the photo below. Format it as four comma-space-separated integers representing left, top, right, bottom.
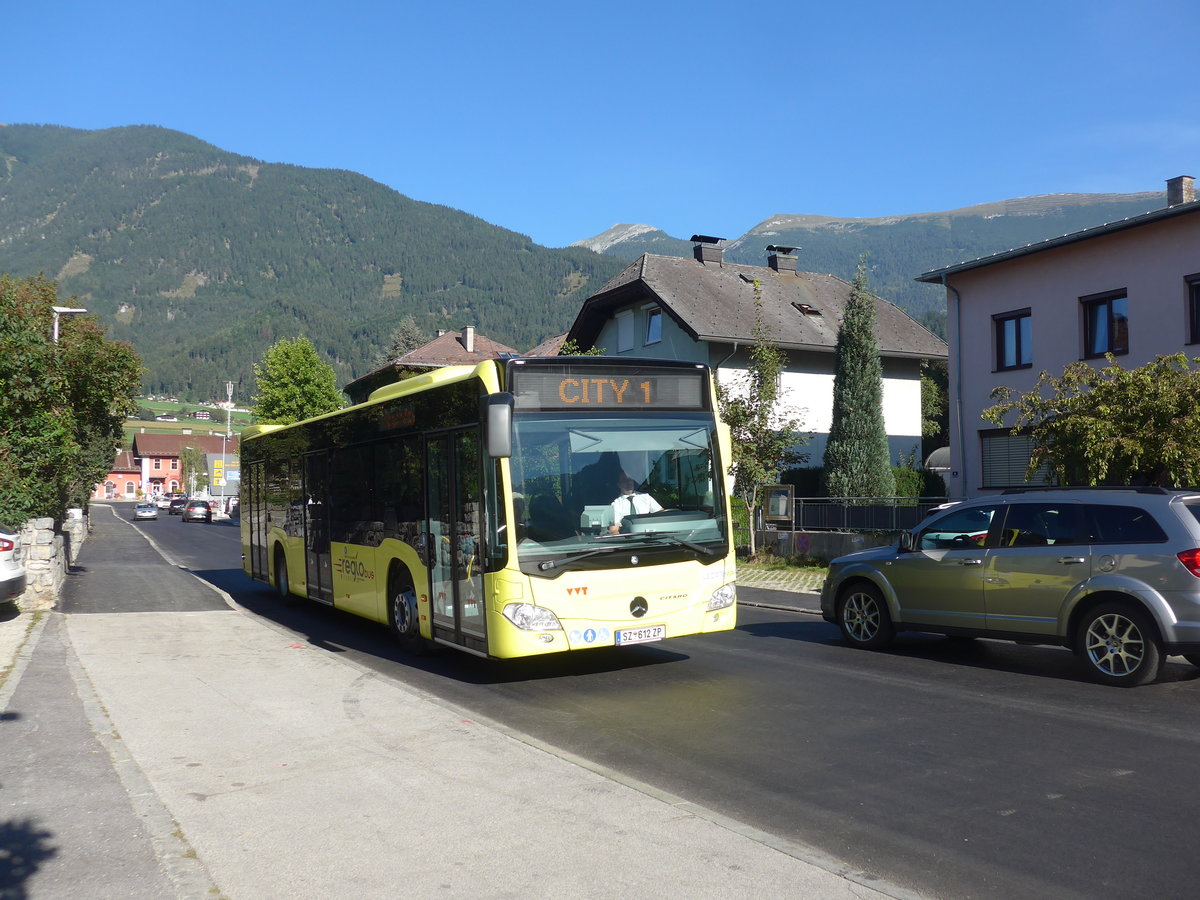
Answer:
168, 497, 189, 515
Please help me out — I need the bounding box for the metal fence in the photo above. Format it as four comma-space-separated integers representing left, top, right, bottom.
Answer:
790, 497, 957, 533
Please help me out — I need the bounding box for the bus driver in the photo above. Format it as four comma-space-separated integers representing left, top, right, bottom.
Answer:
608, 473, 662, 534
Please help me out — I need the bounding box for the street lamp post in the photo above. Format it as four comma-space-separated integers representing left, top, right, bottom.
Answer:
219, 381, 233, 513
51, 306, 88, 343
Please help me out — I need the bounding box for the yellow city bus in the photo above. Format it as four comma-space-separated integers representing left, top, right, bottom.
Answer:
240, 356, 737, 658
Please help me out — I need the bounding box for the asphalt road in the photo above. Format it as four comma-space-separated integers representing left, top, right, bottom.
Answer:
125, 506, 1200, 899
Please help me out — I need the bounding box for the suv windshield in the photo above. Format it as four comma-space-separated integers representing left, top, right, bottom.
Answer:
509, 412, 728, 575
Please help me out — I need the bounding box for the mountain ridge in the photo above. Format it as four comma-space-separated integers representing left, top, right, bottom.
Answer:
574, 189, 1169, 327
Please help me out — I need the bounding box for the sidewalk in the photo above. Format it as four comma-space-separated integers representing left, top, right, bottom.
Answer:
0, 510, 913, 899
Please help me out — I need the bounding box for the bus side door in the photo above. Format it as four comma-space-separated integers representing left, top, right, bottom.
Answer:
303, 451, 333, 605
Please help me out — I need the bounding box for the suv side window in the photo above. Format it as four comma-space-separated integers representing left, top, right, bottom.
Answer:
1083, 504, 1168, 544
917, 505, 999, 550
997, 503, 1083, 547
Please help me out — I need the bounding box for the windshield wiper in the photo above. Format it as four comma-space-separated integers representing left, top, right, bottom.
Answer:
606, 531, 715, 556
532, 545, 621, 571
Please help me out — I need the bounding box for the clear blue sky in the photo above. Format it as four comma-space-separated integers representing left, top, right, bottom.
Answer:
8, 0, 1198, 248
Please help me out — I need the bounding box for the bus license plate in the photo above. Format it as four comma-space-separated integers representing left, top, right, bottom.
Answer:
615, 625, 665, 646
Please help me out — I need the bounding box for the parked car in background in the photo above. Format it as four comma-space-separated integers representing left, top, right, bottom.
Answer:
168, 497, 188, 515
821, 487, 1200, 687
0, 521, 26, 602
182, 499, 213, 523
133, 502, 158, 520
156, 491, 186, 510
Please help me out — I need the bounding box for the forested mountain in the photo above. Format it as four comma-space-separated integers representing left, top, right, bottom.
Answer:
1, 123, 1171, 401
576, 192, 1168, 335
0, 124, 624, 400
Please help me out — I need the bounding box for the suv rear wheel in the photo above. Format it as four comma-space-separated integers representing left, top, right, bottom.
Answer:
1078, 602, 1163, 687
837, 583, 894, 650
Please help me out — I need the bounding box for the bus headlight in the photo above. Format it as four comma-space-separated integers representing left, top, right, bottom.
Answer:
503, 603, 564, 631
707, 584, 736, 611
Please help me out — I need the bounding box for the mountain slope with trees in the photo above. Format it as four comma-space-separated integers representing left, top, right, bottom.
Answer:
0, 124, 623, 400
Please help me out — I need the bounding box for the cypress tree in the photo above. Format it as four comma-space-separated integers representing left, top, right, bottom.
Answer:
823, 258, 896, 498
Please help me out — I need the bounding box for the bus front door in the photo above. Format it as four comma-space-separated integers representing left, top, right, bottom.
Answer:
426, 429, 486, 654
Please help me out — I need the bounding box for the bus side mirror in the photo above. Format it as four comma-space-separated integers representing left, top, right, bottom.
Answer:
486, 393, 513, 458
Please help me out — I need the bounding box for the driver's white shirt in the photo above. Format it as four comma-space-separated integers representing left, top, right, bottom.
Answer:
610, 491, 662, 523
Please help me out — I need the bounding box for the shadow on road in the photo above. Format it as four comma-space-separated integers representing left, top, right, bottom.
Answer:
191, 567, 688, 686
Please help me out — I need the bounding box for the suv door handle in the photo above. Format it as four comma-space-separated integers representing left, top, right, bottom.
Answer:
959, 558, 983, 566
1057, 556, 1086, 565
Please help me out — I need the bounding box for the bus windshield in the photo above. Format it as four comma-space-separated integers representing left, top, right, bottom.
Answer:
509, 412, 728, 574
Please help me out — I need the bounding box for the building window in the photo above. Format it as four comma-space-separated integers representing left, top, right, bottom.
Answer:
616, 311, 634, 352
153, 458, 162, 470
644, 307, 662, 345
1187, 275, 1200, 345
994, 309, 1032, 370
125, 481, 136, 497
980, 430, 1052, 489
1081, 290, 1128, 358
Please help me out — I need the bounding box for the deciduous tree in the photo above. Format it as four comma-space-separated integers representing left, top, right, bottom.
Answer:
716, 278, 807, 555
983, 353, 1200, 487
250, 336, 343, 425
0, 274, 142, 522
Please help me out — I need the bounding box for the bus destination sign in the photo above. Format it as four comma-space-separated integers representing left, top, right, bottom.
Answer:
511, 366, 707, 411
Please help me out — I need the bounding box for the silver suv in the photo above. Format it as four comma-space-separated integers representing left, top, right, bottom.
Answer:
820, 487, 1200, 687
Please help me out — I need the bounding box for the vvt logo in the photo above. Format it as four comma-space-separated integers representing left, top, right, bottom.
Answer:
566, 587, 589, 596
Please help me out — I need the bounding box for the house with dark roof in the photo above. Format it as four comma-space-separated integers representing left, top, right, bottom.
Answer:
344, 325, 519, 405
916, 175, 1200, 497
129, 432, 240, 496
565, 240, 947, 467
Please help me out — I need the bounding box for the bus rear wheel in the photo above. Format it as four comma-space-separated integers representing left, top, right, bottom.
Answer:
389, 567, 427, 653
274, 547, 298, 607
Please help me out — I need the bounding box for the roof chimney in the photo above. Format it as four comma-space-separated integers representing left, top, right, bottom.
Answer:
1167, 175, 1195, 207
766, 245, 799, 273
461, 325, 475, 353
691, 234, 724, 265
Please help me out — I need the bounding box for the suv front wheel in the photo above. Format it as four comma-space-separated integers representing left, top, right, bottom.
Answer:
1078, 602, 1164, 687
837, 583, 894, 650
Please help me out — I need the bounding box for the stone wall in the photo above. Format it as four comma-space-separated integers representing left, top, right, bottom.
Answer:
17, 511, 88, 611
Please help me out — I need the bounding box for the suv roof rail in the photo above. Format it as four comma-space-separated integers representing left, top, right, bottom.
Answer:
1000, 485, 1171, 495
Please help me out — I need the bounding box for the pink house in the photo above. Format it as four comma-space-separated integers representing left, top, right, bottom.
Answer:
918, 176, 1200, 497
130, 433, 240, 496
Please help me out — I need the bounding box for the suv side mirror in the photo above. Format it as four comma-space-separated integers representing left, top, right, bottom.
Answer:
897, 532, 915, 553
